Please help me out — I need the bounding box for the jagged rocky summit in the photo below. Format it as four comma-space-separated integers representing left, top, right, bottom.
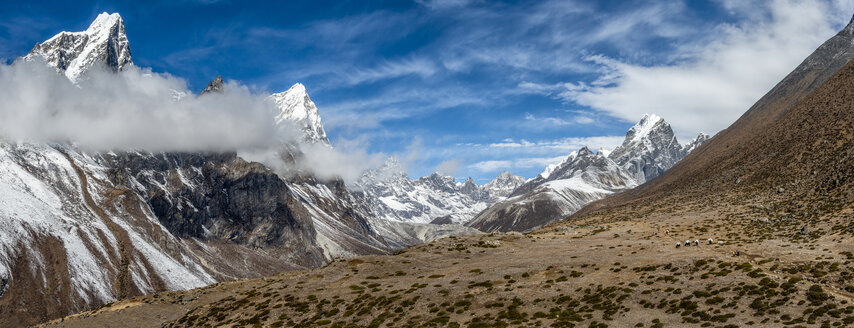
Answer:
25, 12, 132, 82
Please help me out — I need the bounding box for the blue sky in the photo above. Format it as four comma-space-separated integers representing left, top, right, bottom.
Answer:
1, 0, 852, 182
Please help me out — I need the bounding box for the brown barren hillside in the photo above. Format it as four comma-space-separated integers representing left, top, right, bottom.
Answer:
40, 218, 854, 328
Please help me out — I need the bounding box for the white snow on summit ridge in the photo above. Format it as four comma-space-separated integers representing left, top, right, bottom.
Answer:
483, 171, 527, 198
608, 113, 683, 183
25, 12, 132, 82
628, 113, 663, 143
271, 83, 330, 144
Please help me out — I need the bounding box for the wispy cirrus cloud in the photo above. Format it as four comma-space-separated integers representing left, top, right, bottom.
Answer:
469, 155, 568, 173
342, 57, 437, 85
248, 10, 418, 49
0, 16, 57, 61
146, 0, 854, 180
522, 0, 853, 140
320, 84, 488, 133
415, 0, 476, 10
481, 136, 624, 153
523, 112, 594, 126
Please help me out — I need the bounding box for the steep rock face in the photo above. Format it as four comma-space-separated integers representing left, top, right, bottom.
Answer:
0, 143, 377, 327
470, 115, 709, 233
271, 83, 329, 144
353, 157, 525, 225
24, 12, 131, 81
0, 145, 242, 327
608, 114, 684, 183
284, 175, 392, 259
193, 74, 391, 259
101, 152, 327, 265
468, 147, 637, 232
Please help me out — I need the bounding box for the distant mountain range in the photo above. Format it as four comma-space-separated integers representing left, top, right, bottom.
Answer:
353, 156, 525, 225
468, 114, 709, 232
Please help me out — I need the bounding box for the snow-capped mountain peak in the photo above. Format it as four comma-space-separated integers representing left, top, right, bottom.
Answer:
628, 113, 664, 143
418, 173, 458, 193
26, 12, 132, 82
471, 113, 706, 232
483, 171, 526, 197
577, 146, 594, 157
538, 151, 578, 180
377, 156, 407, 175
608, 114, 683, 183
469, 143, 638, 232
85, 12, 123, 33
271, 83, 330, 144
459, 177, 480, 194
484, 171, 524, 188
683, 132, 711, 155
356, 156, 410, 187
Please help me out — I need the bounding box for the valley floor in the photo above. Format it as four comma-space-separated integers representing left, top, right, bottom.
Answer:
40, 209, 854, 327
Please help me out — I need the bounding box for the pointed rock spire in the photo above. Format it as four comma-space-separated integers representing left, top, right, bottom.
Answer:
25, 12, 132, 82
270, 83, 330, 144
608, 114, 682, 183
200, 76, 224, 95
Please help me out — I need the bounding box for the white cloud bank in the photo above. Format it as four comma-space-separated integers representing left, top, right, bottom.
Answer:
0, 61, 281, 151
0, 60, 383, 184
